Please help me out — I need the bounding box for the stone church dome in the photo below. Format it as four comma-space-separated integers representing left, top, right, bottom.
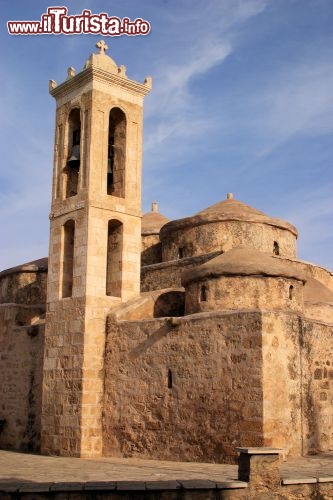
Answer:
142, 202, 170, 235
160, 194, 298, 262
182, 246, 305, 286
161, 194, 297, 237
182, 246, 306, 315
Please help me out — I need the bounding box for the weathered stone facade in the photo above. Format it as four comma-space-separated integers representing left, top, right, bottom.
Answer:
0, 44, 332, 464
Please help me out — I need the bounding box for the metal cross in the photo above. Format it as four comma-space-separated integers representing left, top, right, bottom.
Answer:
96, 40, 109, 54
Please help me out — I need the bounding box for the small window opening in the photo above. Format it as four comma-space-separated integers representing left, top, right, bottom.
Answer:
178, 247, 185, 259
200, 285, 208, 302
273, 241, 280, 255
167, 369, 173, 389
106, 220, 123, 297
61, 220, 75, 298
289, 285, 294, 300
107, 108, 126, 197
66, 108, 81, 198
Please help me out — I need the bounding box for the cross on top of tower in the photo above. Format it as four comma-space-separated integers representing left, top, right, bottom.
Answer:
96, 40, 109, 54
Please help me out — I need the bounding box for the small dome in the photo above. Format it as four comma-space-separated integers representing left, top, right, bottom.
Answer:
182, 246, 306, 286
161, 196, 297, 239
142, 202, 170, 235
304, 279, 333, 304
84, 41, 126, 77
0, 257, 48, 277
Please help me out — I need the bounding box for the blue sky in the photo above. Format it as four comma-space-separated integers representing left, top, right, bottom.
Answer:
1, 0, 332, 271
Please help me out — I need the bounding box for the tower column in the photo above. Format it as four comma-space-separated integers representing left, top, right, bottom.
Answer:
41, 42, 151, 457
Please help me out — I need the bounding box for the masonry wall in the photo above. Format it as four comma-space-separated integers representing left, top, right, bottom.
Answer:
302, 319, 333, 455
0, 304, 44, 452
185, 276, 303, 315
141, 234, 162, 266
161, 221, 297, 261
141, 251, 221, 292
103, 311, 265, 463
261, 311, 303, 456
0, 270, 47, 305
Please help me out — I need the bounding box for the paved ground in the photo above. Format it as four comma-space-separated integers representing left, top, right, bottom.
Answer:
0, 450, 332, 486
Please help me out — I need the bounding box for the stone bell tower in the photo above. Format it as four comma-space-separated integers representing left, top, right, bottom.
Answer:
41, 41, 151, 457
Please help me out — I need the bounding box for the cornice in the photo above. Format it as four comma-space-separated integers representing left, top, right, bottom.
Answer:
50, 67, 151, 100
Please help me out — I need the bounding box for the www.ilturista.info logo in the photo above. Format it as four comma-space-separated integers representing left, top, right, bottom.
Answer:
7, 7, 151, 36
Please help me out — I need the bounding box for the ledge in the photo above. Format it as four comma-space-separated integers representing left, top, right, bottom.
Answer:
236, 447, 284, 455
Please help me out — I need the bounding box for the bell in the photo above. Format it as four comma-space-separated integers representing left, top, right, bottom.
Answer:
67, 144, 80, 170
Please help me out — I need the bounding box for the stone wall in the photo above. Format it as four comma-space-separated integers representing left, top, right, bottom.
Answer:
141, 234, 162, 266
302, 319, 333, 454
161, 220, 297, 262
261, 311, 303, 456
185, 276, 304, 315
0, 304, 44, 452
141, 251, 221, 292
0, 269, 47, 306
103, 311, 265, 463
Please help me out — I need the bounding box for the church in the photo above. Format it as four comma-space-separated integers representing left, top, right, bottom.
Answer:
0, 42, 332, 463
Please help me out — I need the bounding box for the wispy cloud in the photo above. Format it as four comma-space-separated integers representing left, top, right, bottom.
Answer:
144, 0, 268, 168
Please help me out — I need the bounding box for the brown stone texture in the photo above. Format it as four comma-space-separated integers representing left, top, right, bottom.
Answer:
0, 265, 47, 306
103, 311, 265, 463
141, 251, 222, 292
185, 276, 303, 315
141, 234, 162, 266
302, 319, 333, 455
0, 305, 44, 452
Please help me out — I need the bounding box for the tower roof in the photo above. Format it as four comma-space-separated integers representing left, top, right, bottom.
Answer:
182, 246, 306, 286
142, 202, 170, 235
84, 40, 126, 76
160, 194, 298, 239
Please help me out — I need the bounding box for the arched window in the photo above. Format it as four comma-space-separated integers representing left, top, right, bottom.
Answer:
65, 108, 81, 198
273, 241, 280, 255
106, 220, 123, 297
200, 285, 208, 302
178, 247, 185, 259
289, 285, 294, 300
107, 108, 126, 197
61, 220, 75, 298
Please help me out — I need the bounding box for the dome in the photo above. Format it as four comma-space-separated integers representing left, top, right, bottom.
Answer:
304, 279, 333, 304
142, 202, 170, 235
161, 194, 297, 239
182, 246, 306, 286
84, 40, 127, 77
0, 257, 48, 277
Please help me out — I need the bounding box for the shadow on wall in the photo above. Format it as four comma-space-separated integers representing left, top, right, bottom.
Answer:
153, 291, 185, 318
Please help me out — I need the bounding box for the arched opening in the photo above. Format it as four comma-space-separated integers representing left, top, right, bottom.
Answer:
178, 247, 185, 259
106, 220, 123, 297
107, 108, 126, 197
200, 285, 208, 302
273, 241, 280, 255
61, 220, 75, 298
289, 285, 294, 300
65, 108, 81, 198
153, 291, 185, 318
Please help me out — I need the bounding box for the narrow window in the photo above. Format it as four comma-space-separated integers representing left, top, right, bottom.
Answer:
200, 285, 208, 302
106, 220, 123, 297
273, 241, 280, 255
107, 108, 126, 197
167, 369, 173, 389
178, 247, 185, 259
65, 108, 81, 198
289, 285, 294, 300
61, 220, 75, 298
